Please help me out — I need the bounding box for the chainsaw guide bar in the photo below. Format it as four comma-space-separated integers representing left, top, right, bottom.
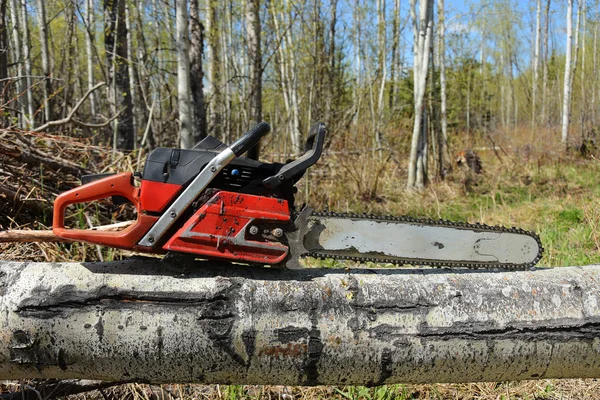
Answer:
295, 210, 544, 270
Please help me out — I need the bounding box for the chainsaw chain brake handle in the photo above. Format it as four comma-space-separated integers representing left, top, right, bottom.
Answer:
52, 172, 158, 250
262, 122, 326, 188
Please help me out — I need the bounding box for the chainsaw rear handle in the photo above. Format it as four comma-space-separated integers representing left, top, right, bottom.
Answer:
229, 121, 271, 157
263, 122, 326, 188
53, 172, 158, 249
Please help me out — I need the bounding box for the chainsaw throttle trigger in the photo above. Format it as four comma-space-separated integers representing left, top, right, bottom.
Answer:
262, 122, 326, 189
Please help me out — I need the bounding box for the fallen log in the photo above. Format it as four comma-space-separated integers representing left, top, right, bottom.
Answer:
0, 259, 599, 385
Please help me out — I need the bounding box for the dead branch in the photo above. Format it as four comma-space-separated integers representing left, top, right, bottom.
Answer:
32, 82, 107, 132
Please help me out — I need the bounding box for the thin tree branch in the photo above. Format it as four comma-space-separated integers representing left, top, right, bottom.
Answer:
32, 82, 106, 132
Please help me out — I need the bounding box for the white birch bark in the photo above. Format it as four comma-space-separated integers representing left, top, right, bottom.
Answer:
532, 0, 541, 128
438, 0, 447, 164
125, 3, 138, 147
407, 0, 434, 189
2, 260, 600, 384
375, 0, 386, 150
352, 0, 361, 129
561, 0, 574, 144
579, 0, 586, 133
542, 0, 551, 126
176, 0, 193, 149
389, 0, 400, 110
85, 0, 96, 119
284, 0, 301, 154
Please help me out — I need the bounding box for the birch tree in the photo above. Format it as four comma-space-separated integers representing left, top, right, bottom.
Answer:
104, 0, 134, 150
270, 1, 301, 155
389, 0, 401, 111
189, 0, 207, 143
561, 0, 574, 144
207, 0, 222, 141
124, 3, 138, 145
176, 0, 193, 149
532, 0, 541, 128
438, 0, 447, 170
246, 0, 262, 160
85, 0, 96, 119
19, 0, 33, 127
0, 0, 8, 117
8, 0, 23, 127
541, 0, 551, 126
407, 0, 434, 189
35, 0, 52, 123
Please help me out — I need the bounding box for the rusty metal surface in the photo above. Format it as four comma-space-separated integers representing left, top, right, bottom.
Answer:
0, 259, 598, 385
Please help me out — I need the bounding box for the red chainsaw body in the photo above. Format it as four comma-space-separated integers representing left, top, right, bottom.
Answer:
53, 173, 291, 263
164, 191, 290, 263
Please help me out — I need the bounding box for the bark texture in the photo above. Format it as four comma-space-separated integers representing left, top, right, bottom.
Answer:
1, 260, 600, 385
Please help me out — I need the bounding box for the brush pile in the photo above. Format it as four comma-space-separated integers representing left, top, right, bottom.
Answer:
0, 129, 134, 261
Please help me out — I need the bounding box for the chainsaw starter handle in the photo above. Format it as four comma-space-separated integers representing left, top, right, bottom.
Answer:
53, 172, 158, 249
229, 121, 271, 157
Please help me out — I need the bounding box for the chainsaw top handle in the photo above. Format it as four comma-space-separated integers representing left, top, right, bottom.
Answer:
230, 121, 271, 157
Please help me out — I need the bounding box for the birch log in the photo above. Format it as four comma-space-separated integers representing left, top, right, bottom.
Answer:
1, 260, 600, 385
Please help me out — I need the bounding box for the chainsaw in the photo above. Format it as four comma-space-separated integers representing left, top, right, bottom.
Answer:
53, 122, 543, 269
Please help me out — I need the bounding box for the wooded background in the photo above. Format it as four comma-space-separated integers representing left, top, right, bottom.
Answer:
0, 0, 595, 188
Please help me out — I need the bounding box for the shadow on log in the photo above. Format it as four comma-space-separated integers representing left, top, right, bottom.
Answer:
0, 259, 599, 385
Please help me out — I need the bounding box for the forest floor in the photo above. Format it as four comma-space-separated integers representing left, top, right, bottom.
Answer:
2, 126, 600, 398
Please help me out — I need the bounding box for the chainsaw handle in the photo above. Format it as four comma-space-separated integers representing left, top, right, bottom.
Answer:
263, 122, 326, 189
53, 172, 158, 249
230, 121, 271, 157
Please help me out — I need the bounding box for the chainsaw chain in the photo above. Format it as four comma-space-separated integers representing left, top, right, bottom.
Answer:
300, 210, 544, 270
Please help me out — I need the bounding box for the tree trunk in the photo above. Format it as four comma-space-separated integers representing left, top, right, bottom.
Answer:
124, 3, 138, 148
326, 0, 337, 126
561, 0, 573, 145
189, 0, 207, 144
35, 0, 52, 124
532, 0, 541, 130
0, 0, 8, 118
104, 0, 134, 150
2, 260, 600, 384
8, 0, 23, 127
352, 0, 361, 130
85, 0, 97, 119
176, 0, 193, 149
407, 0, 434, 189
542, 0, 551, 126
134, 0, 155, 150
246, 0, 262, 160
207, 0, 222, 141
19, 0, 33, 127
437, 0, 447, 177
389, 0, 400, 112
579, 0, 586, 138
